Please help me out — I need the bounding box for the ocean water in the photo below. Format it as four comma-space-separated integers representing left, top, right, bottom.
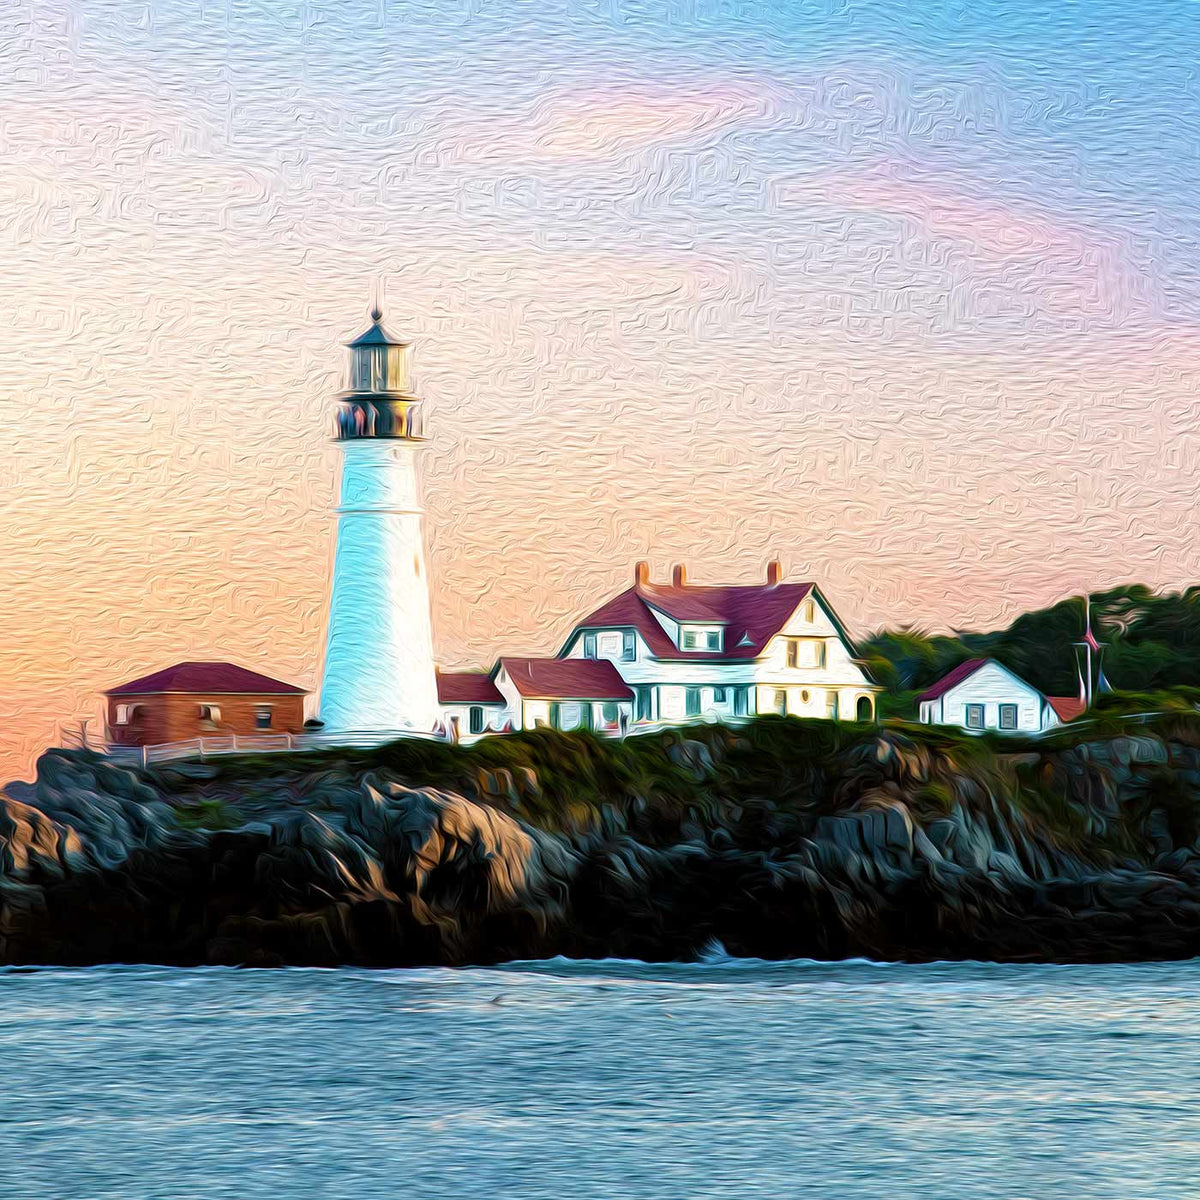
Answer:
2, 957, 1199, 1199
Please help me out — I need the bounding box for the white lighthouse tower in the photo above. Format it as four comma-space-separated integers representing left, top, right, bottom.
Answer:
318, 305, 439, 737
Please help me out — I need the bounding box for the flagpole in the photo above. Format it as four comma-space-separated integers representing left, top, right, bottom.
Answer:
1085, 593, 1093, 708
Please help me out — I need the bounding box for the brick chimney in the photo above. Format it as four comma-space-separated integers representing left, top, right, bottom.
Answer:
672, 563, 687, 587
766, 560, 782, 586
634, 561, 650, 587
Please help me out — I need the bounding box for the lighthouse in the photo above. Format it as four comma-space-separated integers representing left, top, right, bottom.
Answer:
318, 306, 439, 736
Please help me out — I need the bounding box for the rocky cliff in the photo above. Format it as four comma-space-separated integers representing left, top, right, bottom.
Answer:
6, 718, 1200, 966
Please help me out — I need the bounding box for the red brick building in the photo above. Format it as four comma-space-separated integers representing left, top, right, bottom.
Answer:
105, 662, 307, 747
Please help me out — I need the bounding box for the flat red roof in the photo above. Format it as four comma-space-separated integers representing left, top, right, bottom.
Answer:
1047, 696, 1087, 722
436, 672, 505, 705
106, 661, 306, 696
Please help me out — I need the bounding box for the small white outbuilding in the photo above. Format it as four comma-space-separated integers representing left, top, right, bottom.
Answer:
916, 658, 1084, 734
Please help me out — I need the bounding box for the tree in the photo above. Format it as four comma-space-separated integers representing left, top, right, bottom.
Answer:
861, 585, 1200, 716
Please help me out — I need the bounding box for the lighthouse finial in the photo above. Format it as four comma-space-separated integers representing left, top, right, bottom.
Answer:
370, 277, 383, 324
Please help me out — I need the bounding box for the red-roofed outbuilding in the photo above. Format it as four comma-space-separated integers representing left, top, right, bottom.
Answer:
917, 658, 1084, 734
104, 661, 307, 747
492, 657, 635, 733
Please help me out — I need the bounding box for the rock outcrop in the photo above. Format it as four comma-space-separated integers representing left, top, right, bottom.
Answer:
7, 720, 1200, 966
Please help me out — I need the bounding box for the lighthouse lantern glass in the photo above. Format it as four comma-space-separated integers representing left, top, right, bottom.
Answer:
350, 344, 407, 394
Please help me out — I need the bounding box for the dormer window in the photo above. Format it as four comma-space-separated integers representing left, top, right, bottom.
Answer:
580, 633, 638, 662
583, 630, 637, 661
680, 626, 722, 652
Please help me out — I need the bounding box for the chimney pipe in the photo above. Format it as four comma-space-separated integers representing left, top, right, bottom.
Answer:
672, 564, 687, 588
766, 560, 782, 586
634, 561, 650, 587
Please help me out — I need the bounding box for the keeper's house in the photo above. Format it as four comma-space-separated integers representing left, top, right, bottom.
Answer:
436, 561, 880, 736
105, 661, 307, 747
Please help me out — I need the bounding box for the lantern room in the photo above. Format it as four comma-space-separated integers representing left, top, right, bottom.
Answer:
346, 306, 411, 395
335, 305, 424, 441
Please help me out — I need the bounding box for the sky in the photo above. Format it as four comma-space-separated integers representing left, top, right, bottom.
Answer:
3, 0, 1200, 778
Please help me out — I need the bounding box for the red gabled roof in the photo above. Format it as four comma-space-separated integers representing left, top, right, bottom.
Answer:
1047, 696, 1087, 722
916, 659, 990, 704
499, 658, 633, 701
106, 661, 306, 696
568, 581, 818, 661
640, 587, 730, 623
436, 671, 505, 705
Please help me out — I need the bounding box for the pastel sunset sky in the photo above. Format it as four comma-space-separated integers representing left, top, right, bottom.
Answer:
3, 0, 1200, 777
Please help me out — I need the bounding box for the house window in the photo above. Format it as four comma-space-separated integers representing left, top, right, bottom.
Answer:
469, 706, 485, 735
713, 687, 726, 703
681, 627, 721, 652
552, 702, 588, 731
598, 632, 623, 659
685, 687, 701, 717
114, 704, 132, 725
583, 633, 597, 659
805, 600, 815, 623
826, 691, 839, 720
254, 707, 273, 730
733, 687, 748, 716
773, 689, 787, 715
636, 686, 653, 722
965, 704, 985, 730
198, 704, 221, 728
999, 704, 1017, 731
788, 639, 827, 669
600, 702, 620, 728
622, 631, 636, 662
801, 689, 810, 703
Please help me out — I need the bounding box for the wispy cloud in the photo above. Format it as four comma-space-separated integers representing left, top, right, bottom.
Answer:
811, 173, 1100, 257
771, 165, 1160, 329
429, 83, 776, 167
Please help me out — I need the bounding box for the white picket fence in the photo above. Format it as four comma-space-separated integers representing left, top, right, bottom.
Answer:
100, 716, 692, 768
105, 728, 449, 768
